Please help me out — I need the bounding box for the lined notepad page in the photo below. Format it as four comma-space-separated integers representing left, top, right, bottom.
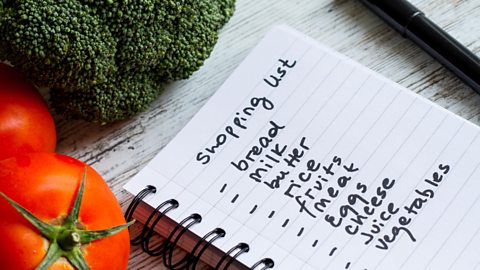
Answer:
125, 26, 480, 270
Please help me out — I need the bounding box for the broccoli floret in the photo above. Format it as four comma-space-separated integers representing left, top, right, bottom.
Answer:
0, 0, 235, 123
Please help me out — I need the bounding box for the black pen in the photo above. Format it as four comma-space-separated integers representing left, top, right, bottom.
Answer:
358, 0, 480, 93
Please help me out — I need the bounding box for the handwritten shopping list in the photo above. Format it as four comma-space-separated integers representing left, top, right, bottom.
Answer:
125, 26, 480, 269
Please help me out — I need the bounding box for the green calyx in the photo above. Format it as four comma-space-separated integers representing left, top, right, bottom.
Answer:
0, 169, 134, 270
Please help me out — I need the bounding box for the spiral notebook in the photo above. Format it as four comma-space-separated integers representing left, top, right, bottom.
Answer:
124, 25, 480, 270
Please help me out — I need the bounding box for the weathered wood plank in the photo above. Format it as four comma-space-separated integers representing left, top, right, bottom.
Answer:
54, 0, 480, 269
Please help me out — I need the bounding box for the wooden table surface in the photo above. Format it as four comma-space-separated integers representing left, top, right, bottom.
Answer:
54, 0, 480, 269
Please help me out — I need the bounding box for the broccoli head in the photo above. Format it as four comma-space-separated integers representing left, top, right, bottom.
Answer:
0, 0, 235, 123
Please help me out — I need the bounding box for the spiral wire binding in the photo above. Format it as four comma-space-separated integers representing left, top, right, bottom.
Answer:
163, 213, 202, 269
214, 243, 250, 270
126, 186, 275, 270
250, 258, 275, 270
188, 228, 226, 270
141, 198, 179, 256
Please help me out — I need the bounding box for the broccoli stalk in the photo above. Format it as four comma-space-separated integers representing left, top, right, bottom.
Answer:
0, 0, 235, 123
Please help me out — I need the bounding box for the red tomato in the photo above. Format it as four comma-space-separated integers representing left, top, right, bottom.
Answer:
0, 63, 56, 160
0, 153, 130, 270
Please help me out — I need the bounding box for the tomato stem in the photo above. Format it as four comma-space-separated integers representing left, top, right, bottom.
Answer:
0, 167, 133, 270
58, 230, 81, 251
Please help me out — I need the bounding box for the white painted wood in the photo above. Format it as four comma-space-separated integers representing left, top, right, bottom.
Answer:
53, 0, 480, 269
